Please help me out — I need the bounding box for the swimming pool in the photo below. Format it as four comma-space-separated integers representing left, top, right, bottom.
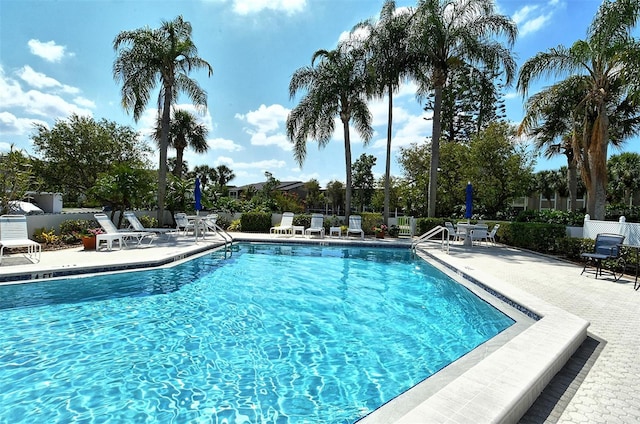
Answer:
0, 243, 514, 423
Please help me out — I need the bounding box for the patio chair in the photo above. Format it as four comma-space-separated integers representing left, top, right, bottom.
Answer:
305, 214, 325, 238
124, 211, 178, 237
0, 215, 41, 264
581, 233, 626, 281
94, 213, 155, 251
174, 213, 196, 236
470, 224, 490, 246
270, 212, 294, 236
487, 224, 500, 245
347, 215, 364, 240
444, 222, 459, 242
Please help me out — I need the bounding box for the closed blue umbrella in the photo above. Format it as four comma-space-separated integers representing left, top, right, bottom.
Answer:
464, 182, 473, 219
194, 177, 202, 214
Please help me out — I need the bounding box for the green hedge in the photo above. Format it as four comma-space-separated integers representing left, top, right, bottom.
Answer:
499, 222, 566, 253
240, 212, 272, 233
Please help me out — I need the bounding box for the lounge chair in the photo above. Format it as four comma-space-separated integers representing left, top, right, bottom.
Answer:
305, 214, 325, 238
581, 233, 626, 280
347, 215, 364, 240
270, 212, 294, 236
0, 215, 41, 264
94, 213, 155, 250
124, 211, 178, 237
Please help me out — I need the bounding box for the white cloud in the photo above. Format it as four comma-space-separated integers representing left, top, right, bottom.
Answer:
371, 114, 432, 151
511, 1, 563, 37
236, 103, 292, 150
520, 14, 551, 36
208, 137, 244, 151
0, 111, 47, 135
215, 155, 287, 170
232, 0, 306, 15
73, 97, 96, 109
27, 39, 71, 62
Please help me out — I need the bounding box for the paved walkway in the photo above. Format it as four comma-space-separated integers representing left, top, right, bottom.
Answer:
1, 234, 639, 422
425, 243, 640, 423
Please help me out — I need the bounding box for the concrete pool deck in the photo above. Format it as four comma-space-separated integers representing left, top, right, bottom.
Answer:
0, 232, 638, 423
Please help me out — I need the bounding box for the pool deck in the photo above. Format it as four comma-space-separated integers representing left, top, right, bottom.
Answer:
1, 232, 639, 423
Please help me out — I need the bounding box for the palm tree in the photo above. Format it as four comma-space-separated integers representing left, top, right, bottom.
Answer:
154, 109, 209, 179
518, 76, 588, 212
113, 15, 213, 225
215, 165, 235, 188
410, 0, 517, 217
517, 0, 640, 220
287, 43, 373, 219
354, 0, 414, 225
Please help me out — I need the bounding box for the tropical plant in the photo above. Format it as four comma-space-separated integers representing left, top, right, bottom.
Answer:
287, 42, 373, 219
410, 0, 517, 217
0, 146, 35, 215
608, 152, 640, 206
113, 15, 213, 225
154, 109, 209, 179
354, 0, 413, 224
517, 0, 640, 220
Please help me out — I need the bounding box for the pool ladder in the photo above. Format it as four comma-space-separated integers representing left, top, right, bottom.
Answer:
212, 223, 235, 256
411, 226, 450, 253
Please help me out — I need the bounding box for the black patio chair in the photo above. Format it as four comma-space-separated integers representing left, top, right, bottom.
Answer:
581, 233, 626, 281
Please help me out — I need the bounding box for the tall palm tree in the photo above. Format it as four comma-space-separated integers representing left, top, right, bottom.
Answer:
154, 109, 209, 179
287, 43, 373, 219
410, 0, 517, 217
518, 76, 588, 212
354, 0, 414, 225
113, 15, 213, 225
517, 0, 640, 219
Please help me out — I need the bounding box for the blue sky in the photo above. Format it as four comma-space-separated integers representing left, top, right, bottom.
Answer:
1, 0, 638, 188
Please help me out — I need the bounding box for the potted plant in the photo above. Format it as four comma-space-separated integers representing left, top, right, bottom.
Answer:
373, 224, 388, 239
75, 228, 104, 250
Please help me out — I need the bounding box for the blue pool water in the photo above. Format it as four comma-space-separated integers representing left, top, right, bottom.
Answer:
0, 243, 513, 423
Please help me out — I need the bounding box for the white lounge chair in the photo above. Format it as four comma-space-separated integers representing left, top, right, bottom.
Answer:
0, 215, 41, 264
347, 215, 364, 240
305, 214, 325, 238
124, 211, 178, 237
444, 222, 458, 242
270, 212, 294, 236
94, 213, 154, 250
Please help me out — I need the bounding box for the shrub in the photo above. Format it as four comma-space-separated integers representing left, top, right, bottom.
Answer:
292, 214, 312, 228
240, 212, 272, 232
499, 222, 566, 253
138, 215, 158, 228
215, 215, 231, 230
359, 212, 382, 235
416, 218, 444, 235
33, 227, 60, 245
228, 219, 241, 231
59, 219, 99, 244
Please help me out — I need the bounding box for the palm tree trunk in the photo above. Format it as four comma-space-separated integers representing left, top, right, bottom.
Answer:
427, 83, 444, 218
384, 85, 393, 225
157, 92, 172, 226
343, 119, 353, 221
568, 161, 578, 212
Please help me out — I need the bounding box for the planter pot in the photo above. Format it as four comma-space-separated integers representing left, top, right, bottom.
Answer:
82, 236, 96, 250
375, 231, 385, 239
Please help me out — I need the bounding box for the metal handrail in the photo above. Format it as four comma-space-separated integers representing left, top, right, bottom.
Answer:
411, 225, 450, 253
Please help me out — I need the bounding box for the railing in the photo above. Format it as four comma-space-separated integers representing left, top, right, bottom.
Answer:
213, 223, 234, 254
411, 225, 450, 253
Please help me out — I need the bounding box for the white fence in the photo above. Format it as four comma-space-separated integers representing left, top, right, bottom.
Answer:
583, 215, 640, 246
